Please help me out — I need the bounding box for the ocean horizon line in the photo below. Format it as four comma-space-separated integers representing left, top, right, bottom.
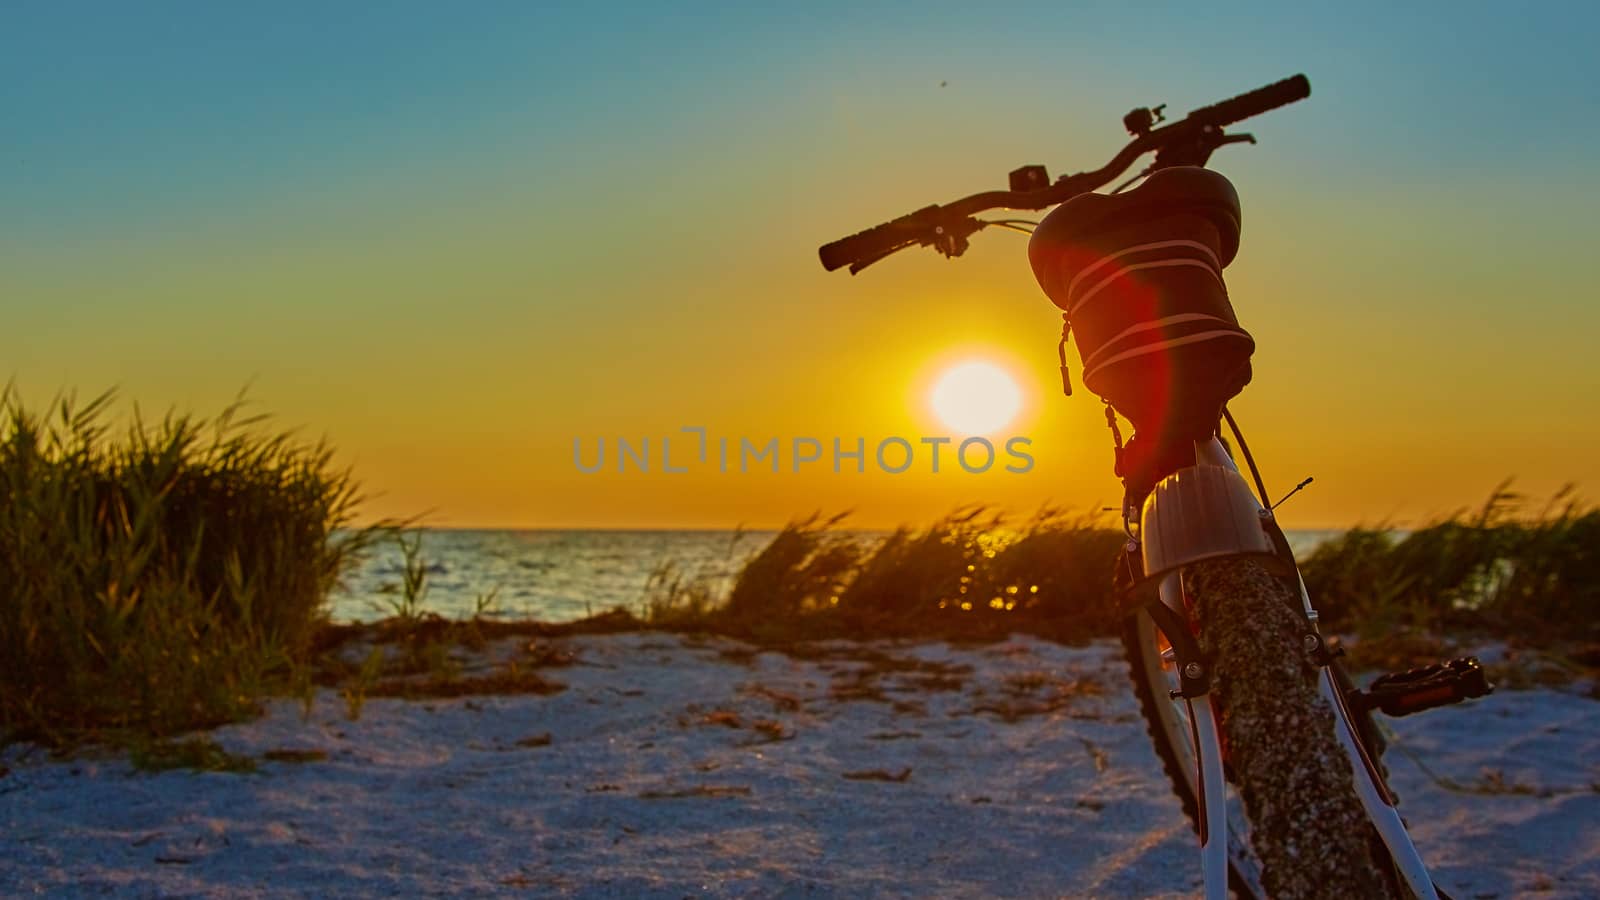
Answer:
346, 523, 1364, 535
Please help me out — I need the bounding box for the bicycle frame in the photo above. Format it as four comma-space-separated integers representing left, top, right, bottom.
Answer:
1146, 437, 1440, 900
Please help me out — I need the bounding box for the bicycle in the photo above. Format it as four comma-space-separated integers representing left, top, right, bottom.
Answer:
816, 75, 1494, 899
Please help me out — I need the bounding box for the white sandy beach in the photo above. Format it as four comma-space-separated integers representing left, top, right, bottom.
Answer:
2, 633, 1596, 898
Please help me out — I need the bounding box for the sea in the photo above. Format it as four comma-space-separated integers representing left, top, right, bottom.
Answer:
329, 528, 1345, 624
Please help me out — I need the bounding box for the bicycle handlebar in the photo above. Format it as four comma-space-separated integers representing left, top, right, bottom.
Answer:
1186, 73, 1310, 129
818, 74, 1310, 273
817, 205, 941, 273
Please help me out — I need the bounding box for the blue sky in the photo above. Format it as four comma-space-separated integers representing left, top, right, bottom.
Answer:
7, 2, 1595, 233
5, 1, 1598, 526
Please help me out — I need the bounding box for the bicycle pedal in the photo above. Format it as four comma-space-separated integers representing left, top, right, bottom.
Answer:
1358, 657, 1494, 718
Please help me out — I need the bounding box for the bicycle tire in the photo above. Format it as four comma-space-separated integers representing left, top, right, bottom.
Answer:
1122, 556, 1397, 899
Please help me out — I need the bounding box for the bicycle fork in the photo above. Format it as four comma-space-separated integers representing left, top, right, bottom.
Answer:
1310, 586, 1441, 900
1154, 572, 1235, 900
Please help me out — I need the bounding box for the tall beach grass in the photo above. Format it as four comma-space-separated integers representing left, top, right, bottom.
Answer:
647, 506, 1128, 643
0, 388, 373, 745
650, 486, 1598, 647
1299, 483, 1600, 642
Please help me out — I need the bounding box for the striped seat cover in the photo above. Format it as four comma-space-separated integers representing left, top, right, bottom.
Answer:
1028, 167, 1255, 442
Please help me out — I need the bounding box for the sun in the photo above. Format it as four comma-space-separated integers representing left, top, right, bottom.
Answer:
929, 360, 1023, 435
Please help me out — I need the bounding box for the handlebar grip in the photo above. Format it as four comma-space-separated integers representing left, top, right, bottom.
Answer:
1188, 74, 1310, 128
818, 205, 939, 271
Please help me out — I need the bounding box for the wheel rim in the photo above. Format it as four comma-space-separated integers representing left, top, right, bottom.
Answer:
1131, 608, 1268, 898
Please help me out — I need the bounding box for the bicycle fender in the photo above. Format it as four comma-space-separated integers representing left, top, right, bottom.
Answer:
1138, 464, 1284, 584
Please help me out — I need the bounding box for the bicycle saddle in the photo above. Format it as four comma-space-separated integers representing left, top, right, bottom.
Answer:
1026, 166, 1254, 493
1027, 166, 1242, 312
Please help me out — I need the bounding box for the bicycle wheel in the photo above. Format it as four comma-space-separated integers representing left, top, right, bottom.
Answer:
1123, 556, 1396, 899
1124, 603, 1269, 898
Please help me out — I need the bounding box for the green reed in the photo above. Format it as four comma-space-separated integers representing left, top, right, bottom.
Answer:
0, 388, 375, 745
650, 485, 1596, 645
645, 506, 1127, 643
1296, 482, 1599, 640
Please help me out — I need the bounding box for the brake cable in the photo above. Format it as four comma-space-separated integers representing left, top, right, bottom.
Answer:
1222, 406, 1272, 511
1109, 168, 1153, 195
1054, 313, 1072, 397
979, 218, 1039, 234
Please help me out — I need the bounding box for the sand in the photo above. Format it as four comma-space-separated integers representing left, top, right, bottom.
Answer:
2, 633, 1596, 898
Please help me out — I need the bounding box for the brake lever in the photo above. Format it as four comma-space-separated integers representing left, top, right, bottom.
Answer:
850, 215, 982, 272
848, 245, 903, 274
1151, 127, 1258, 170
930, 216, 983, 259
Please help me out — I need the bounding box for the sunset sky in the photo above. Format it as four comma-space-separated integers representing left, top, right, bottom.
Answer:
6, 2, 1598, 529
